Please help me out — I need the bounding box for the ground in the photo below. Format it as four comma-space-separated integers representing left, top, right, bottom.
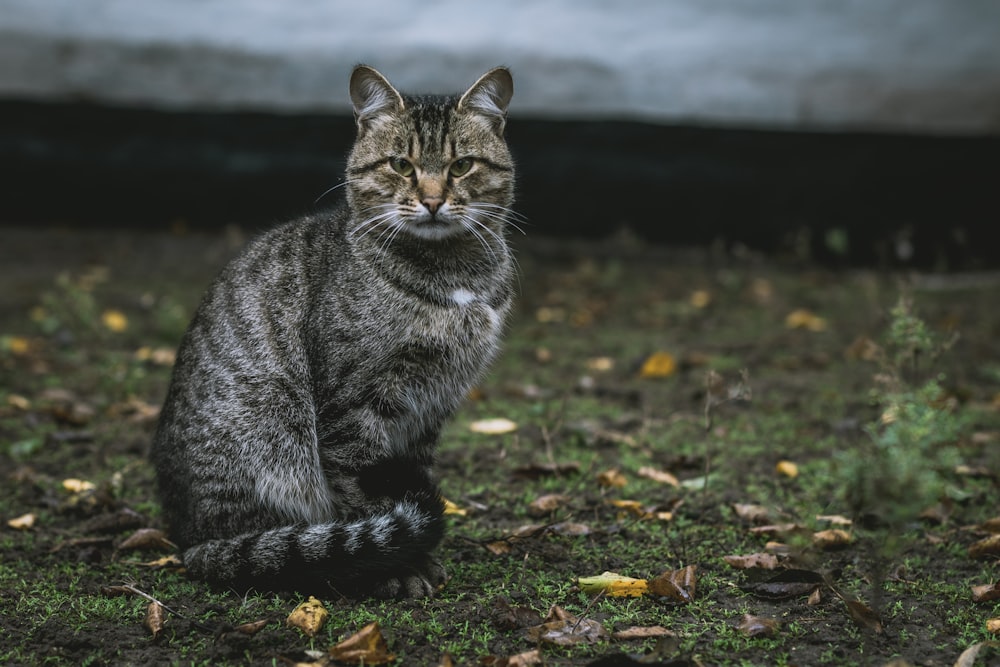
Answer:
0, 226, 998, 666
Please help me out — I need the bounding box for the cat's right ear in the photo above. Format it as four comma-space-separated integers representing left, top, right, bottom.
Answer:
350, 65, 405, 132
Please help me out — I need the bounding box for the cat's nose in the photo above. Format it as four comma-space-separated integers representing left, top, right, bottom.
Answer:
422, 196, 444, 215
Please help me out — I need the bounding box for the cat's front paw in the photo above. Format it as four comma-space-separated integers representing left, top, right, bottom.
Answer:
373, 559, 447, 599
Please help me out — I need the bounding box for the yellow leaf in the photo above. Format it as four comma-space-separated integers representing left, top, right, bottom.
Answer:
101, 309, 129, 333
578, 571, 648, 597
585, 356, 614, 372
442, 498, 467, 516
7, 512, 36, 530
639, 352, 676, 379
6, 336, 31, 355
689, 290, 712, 308
469, 418, 517, 435
62, 478, 96, 494
6, 394, 30, 410
286, 596, 329, 638
988, 619, 1000, 635
775, 460, 799, 478
785, 309, 827, 332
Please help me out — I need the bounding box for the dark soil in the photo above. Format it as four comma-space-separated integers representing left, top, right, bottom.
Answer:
1, 226, 998, 666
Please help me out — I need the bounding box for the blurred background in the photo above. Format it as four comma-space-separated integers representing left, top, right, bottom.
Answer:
2, 0, 998, 267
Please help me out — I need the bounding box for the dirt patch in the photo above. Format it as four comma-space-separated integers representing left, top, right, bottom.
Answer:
1, 227, 998, 665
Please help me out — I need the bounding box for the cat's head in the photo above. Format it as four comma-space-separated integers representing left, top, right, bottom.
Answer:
345, 66, 516, 245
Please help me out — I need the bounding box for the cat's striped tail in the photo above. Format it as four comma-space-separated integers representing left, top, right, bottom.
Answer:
180, 494, 445, 596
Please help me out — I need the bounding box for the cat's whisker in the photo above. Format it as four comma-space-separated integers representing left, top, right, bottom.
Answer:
467, 204, 528, 236
313, 179, 358, 205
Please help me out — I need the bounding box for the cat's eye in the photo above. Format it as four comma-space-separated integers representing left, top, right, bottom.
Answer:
449, 158, 473, 178
389, 157, 415, 177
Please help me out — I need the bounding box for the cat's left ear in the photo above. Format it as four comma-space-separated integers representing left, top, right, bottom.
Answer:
457, 67, 513, 134
350, 65, 405, 132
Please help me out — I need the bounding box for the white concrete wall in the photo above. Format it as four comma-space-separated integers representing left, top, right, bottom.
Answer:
1, 0, 998, 134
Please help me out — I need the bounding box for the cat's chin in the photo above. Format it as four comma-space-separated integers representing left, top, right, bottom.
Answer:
402, 219, 466, 241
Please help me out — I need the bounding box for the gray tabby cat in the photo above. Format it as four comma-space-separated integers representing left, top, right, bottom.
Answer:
151, 65, 516, 598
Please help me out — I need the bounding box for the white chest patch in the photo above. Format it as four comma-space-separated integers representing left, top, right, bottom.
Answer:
451, 288, 477, 305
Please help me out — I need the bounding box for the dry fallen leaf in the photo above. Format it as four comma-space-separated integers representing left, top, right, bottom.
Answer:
741, 568, 824, 600
723, 552, 781, 570
775, 460, 799, 478
597, 468, 628, 488
62, 478, 97, 494
689, 289, 712, 309
639, 351, 677, 379
442, 498, 467, 516
526, 605, 609, 646
511, 461, 581, 479
972, 583, 1000, 603
144, 601, 166, 639
286, 596, 329, 638
988, 620, 1000, 635
732, 503, 771, 523
969, 534, 1000, 559
812, 529, 853, 549
586, 356, 615, 372
117, 528, 177, 552
785, 308, 827, 332
469, 418, 518, 435
816, 514, 853, 526
328, 622, 395, 665
578, 571, 649, 598
234, 619, 270, 635
736, 614, 780, 638
7, 512, 36, 530
505, 649, 543, 666
648, 565, 696, 602
612, 625, 676, 640
637, 466, 680, 487
528, 494, 570, 516
955, 641, 1000, 667
135, 555, 184, 569
101, 309, 129, 333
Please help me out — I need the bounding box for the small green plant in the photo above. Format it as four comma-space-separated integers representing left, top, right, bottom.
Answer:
842, 296, 962, 539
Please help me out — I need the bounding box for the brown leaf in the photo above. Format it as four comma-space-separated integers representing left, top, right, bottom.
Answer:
807, 587, 823, 606
82, 507, 147, 534
648, 565, 696, 602
732, 503, 771, 524
525, 605, 609, 646
740, 569, 823, 600
736, 614, 780, 638
637, 466, 680, 487
505, 649, 543, 666
234, 619, 270, 635
117, 528, 177, 552
955, 641, 1000, 667
816, 514, 853, 526
550, 521, 592, 536
144, 601, 166, 639
328, 622, 395, 665
749, 522, 806, 537
286, 596, 329, 638
839, 595, 883, 634
723, 552, 781, 570
135, 554, 184, 569
972, 583, 1000, 603
597, 468, 627, 488
969, 534, 1000, 559
612, 625, 676, 640
977, 517, 1000, 534
491, 598, 543, 631
527, 494, 570, 517
988, 621, 1000, 636
812, 529, 853, 549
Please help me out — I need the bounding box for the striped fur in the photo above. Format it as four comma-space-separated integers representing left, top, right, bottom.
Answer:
151, 66, 516, 597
